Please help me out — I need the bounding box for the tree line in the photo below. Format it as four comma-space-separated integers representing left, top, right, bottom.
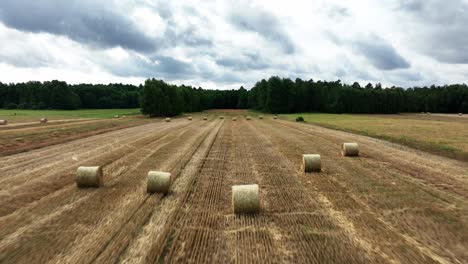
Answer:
140, 79, 248, 116
247, 77, 468, 114
0, 81, 141, 110
1, 77, 467, 115
0, 79, 248, 113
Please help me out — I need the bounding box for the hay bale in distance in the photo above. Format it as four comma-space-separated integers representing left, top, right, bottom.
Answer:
459, 113, 463, 116
188, 116, 193, 120
76, 166, 103, 188
246, 116, 251, 120
259, 115, 263, 119
40, 118, 48, 124
203, 117, 208, 120
0, 120, 7, 125
232, 184, 260, 214
302, 154, 321, 172
426, 112, 431, 115
232, 117, 237, 121
220, 116, 224, 119
165, 118, 171, 122
273, 115, 278, 119
114, 115, 120, 118
147, 171, 171, 194
342, 143, 359, 157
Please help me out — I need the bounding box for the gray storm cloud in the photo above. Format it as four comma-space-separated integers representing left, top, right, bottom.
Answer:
0, 0, 156, 52
0, 0, 466, 88
103, 54, 195, 79
229, 8, 296, 54
352, 37, 410, 70
397, 0, 468, 64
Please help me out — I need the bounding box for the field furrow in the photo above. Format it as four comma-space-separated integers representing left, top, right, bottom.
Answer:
253, 119, 467, 263
0, 119, 216, 262
0, 113, 466, 263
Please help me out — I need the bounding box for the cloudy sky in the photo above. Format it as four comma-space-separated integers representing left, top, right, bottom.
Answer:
0, 0, 467, 89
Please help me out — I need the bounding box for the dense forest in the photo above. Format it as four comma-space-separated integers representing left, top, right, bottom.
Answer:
248, 77, 468, 114
0, 81, 141, 110
1, 77, 467, 116
0, 80, 247, 114
140, 79, 248, 117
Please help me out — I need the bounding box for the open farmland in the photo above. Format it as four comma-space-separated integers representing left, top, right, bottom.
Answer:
282, 113, 468, 161
0, 113, 467, 263
0, 109, 141, 123
0, 117, 152, 157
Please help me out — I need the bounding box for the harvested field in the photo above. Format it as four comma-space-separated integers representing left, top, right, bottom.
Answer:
0, 114, 467, 263
0, 118, 103, 130
0, 109, 141, 123
283, 113, 468, 161
0, 118, 152, 156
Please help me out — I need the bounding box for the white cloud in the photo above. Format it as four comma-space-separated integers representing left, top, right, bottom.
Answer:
0, 0, 467, 89
0, 63, 144, 85
131, 7, 166, 38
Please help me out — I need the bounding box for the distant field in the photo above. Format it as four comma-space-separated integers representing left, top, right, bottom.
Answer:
0, 108, 147, 156
281, 113, 468, 161
0, 109, 141, 123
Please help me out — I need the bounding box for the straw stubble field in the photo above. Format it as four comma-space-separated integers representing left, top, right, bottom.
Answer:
0, 114, 467, 263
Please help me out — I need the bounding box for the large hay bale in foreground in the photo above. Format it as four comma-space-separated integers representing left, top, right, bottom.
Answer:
147, 171, 171, 194
165, 118, 171, 122
188, 116, 192, 120
76, 166, 103, 188
342, 143, 359, 157
40, 118, 48, 124
302, 154, 321, 172
232, 184, 260, 214
232, 117, 237, 121
0, 120, 7, 125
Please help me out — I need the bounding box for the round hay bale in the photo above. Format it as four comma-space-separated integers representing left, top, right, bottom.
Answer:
232, 184, 260, 214
0, 120, 7, 125
426, 112, 431, 115
342, 143, 359, 157
76, 166, 103, 188
273, 115, 278, 119
220, 116, 224, 119
302, 154, 321, 172
40, 118, 48, 124
165, 118, 171, 122
259, 115, 263, 119
203, 117, 208, 120
459, 113, 463, 116
147, 171, 171, 194
188, 116, 193, 120
232, 117, 237, 121
114, 115, 120, 118
246, 116, 251, 120
122, 115, 127, 118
